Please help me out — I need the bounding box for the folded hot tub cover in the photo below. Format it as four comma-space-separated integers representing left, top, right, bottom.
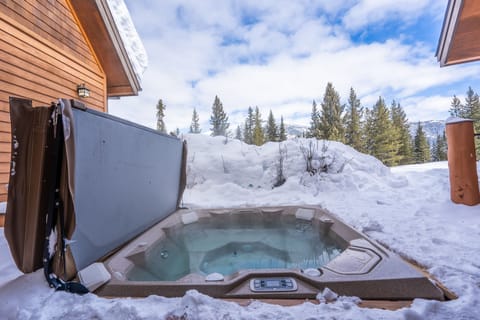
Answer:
5, 97, 187, 282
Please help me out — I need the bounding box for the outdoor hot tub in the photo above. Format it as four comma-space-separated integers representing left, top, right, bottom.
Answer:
5, 101, 445, 301
97, 206, 445, 300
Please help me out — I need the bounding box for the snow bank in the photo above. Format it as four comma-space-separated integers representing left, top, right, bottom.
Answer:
184, 135, 405, 208
0, 228, 22, 288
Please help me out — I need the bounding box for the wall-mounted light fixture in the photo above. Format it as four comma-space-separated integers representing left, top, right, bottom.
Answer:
77, 83, 90, 98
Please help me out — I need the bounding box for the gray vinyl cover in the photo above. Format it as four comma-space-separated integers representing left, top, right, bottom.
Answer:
67, 106, 183, 270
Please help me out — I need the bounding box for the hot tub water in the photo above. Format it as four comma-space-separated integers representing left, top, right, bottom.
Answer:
127, 214, 345, 281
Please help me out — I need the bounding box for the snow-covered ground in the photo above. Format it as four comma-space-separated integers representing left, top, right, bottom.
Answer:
1, 135, 479, 319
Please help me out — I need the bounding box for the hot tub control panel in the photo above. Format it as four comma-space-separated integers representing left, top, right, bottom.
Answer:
249, 277, 298, 292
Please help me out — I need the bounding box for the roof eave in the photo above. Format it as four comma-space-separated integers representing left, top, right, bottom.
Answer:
70, 0, 142, 97
95, 0, 142, 96
436, 0, 464, 67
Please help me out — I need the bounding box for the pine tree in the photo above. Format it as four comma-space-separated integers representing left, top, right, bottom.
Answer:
463, 87, 480, 158
344, 88, 363, 151
156, 99, 167, 133
252, 107, 264, 146
243, 106, 254, 144
265, 110, 278, 142
367, 97, 401, 166
449, 95, 464, 118
209, 95, 229, 136
430, 139, 438, 162
450, 88, 480, 158
307, 100, 320, 138
391, 101, 413, 164
438, 132, 448, 161
431, 132, 447, 161
235, 125, 242, 140
463, 87, 480, 118
363, 107, 375, 155
279, 116, 287, 141
189, 108, 201, 133
413, 122, 431, 163
170, 128, 180, 137
319, 83, 345, 142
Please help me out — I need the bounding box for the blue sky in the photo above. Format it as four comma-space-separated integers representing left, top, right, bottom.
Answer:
109, 0, 480, 133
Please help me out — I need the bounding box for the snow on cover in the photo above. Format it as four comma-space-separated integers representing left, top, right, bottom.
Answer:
1, 135, 480, 319
107, 0, 148, 82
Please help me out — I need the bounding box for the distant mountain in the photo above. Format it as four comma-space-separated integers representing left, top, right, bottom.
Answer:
409, 120, 446, 145
285, 121, 447, 146
285, 124, 307, 138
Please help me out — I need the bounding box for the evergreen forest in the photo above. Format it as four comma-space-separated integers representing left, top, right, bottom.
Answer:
155, 85, 480, 166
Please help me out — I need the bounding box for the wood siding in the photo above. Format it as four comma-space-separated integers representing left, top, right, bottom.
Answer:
448, 0, 480, 65
0, 0, 107, 201
437, 0, 480, 66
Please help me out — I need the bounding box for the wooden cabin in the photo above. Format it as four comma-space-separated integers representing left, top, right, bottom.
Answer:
0, 0, 143, 203
437, 0, 480, 66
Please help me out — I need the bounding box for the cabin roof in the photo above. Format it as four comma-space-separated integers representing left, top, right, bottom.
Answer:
436, 0, 480, 66
70, 0, 146, 97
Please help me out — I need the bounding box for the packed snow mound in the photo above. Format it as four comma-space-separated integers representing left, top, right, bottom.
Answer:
184, 134, 407, 198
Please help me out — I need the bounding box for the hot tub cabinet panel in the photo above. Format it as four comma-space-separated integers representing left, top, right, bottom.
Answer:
97, 206, 445, 301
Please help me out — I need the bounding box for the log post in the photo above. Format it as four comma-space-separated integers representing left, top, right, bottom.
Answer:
445, 118, 480, 206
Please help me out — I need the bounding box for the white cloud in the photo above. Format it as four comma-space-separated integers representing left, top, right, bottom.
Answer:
108, 0, 480, 133
402, 95, 455, 122
315, 0, 358, 16
195, 40, 479, 114
290, 19, 351, 56
342, 0, 444, 31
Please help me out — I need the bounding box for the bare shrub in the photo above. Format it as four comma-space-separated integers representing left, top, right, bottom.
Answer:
186, 152, 205, 188
186, 152, 194, 188
299, 139, 349, 175
221, 155, 229, 174
273, 143, 287, 188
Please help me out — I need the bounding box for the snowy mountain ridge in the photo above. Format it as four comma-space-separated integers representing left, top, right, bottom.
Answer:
408, 120, 446, 144
285, 121, 446, 145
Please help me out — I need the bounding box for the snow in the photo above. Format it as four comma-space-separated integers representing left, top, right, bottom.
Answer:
316, 287, 340, 303
1, 135, 480, 319
446, 116, 474, 124
205, 273, 224, 282
106, 0, 148, 83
